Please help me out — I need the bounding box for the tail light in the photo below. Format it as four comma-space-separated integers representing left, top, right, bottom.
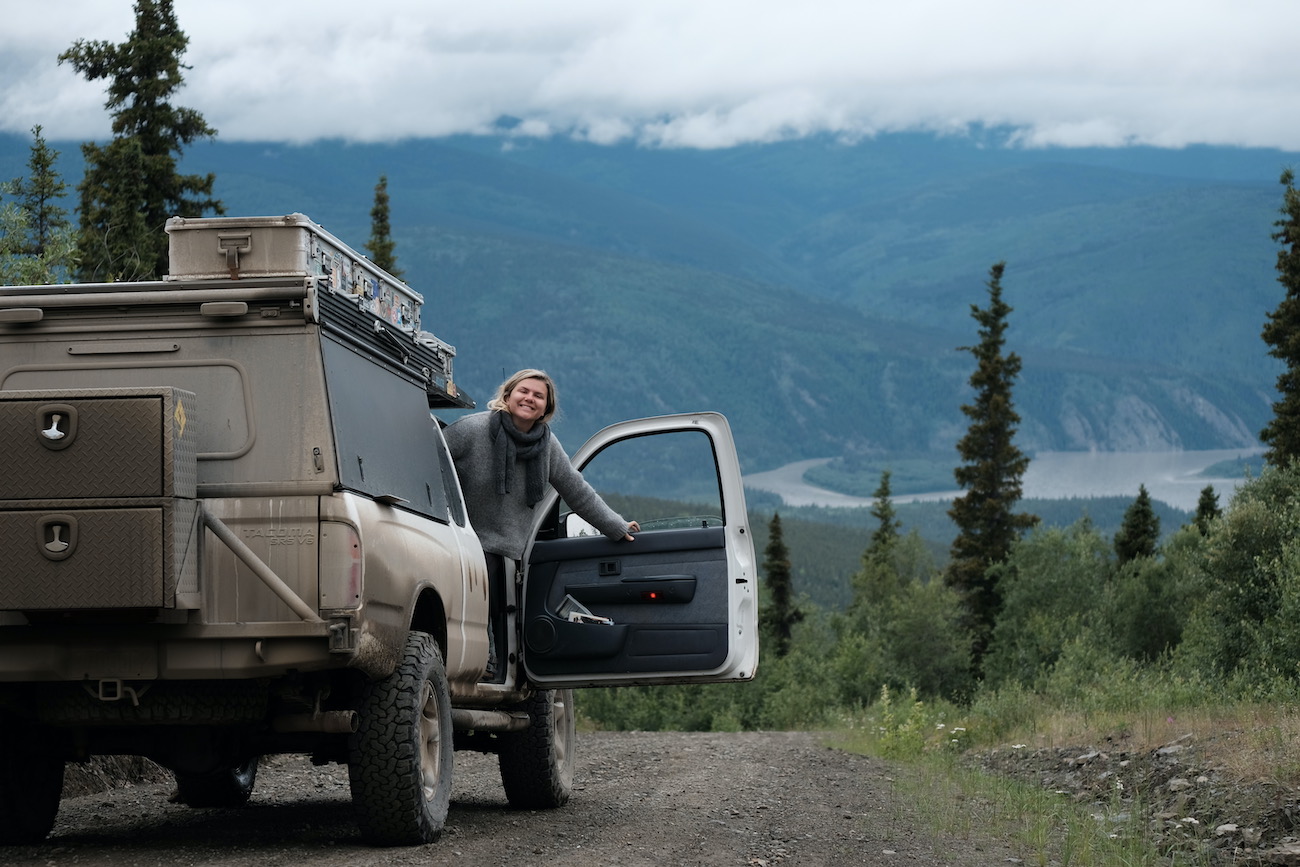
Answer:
319, 521, 362, 609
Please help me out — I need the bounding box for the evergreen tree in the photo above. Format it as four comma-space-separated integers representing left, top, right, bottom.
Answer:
7, 125, 69, 257
1261, 169, 1300, 465
1, 126, 77, 284
849, 470, 907, 621
866, 470, 901, 562
1193, 484, 1221, 535
759, 513, 802, 658
59, 0, 222, 282
365, 174, 403, 279
851, 473, 903, 620
1114, 484, 1160, 564
945, 262, 1038, 667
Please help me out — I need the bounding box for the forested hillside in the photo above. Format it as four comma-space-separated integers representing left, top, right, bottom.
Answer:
1, 131, 1290, 489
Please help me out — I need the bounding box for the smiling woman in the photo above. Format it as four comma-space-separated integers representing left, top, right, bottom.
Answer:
441, 368, 639, 679
443, 368, 639, 560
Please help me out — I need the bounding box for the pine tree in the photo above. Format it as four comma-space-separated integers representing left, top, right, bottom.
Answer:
365, 175, 403, 279
945, 262, 1038, 666
759, 513, 802, 658
866, 470, 901, 563
59, 0, 222, 282
1114, 484, 1160, 564
1193, 485, 1221, 535
1261, 169, 1300, 465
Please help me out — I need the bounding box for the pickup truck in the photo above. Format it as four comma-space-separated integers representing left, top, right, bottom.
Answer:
0, 214, 758, 846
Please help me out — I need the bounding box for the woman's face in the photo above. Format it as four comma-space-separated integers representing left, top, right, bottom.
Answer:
505, 377, 550, 431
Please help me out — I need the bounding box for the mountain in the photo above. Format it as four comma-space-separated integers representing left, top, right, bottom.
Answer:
1, 131, 1291, 492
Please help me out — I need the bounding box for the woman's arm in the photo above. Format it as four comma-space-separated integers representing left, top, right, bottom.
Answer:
547, 438, 636, 541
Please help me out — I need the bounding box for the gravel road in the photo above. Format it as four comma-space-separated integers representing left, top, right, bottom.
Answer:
0, 731, 1027, 867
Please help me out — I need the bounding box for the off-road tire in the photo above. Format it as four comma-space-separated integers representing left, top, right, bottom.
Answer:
347, 631, 453, 845
498, 688, 576, 809
0, 718, 64, 844
174, 757, 258, 808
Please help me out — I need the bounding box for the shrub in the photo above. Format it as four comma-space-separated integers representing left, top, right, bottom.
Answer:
982, 521, 1112, 687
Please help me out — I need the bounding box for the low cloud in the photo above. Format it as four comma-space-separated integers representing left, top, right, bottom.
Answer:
1, 0, 1296, 150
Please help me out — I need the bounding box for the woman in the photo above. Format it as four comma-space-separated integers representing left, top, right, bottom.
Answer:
442, 368, 638, 677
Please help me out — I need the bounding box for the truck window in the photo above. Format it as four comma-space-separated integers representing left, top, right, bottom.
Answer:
561, 428, 725, 531
321, 335, 453, 522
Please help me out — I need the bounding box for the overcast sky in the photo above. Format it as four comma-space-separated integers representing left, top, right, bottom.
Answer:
1, 0, 1296, 151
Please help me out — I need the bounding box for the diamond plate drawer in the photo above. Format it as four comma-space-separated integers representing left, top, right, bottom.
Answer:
0, 387, 197, 500
0, 506, 180, 609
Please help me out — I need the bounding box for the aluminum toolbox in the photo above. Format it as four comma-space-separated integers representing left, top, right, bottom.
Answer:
0, 387, 200, 610
0, 387, 197, 500
165, 213, 424, 333
0, 502, 199, 609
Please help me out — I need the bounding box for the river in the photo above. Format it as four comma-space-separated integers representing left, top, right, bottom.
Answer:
742, 448, 1263, 513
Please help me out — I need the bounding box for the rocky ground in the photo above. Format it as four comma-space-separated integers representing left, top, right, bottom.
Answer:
972, 733, 1300, 864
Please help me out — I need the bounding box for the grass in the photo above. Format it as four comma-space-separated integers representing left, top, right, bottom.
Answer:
821, 691, 1300, 866
830, 729, 1188, 866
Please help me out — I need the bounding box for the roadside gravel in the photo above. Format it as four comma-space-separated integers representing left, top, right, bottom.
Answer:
0, 731, 1029, 867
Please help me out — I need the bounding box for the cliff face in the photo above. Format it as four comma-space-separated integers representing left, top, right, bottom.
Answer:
1042, 387, 1261, 453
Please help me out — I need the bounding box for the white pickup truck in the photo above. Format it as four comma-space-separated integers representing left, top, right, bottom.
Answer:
0, 214, 759, 846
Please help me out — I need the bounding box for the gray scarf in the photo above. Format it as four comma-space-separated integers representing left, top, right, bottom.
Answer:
490, 410, 549, 507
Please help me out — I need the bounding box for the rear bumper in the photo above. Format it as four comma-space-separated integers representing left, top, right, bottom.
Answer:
0, 621, 341, 681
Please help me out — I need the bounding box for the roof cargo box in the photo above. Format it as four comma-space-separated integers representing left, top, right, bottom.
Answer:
164, 214, 471, 408
165, 213, 423, 334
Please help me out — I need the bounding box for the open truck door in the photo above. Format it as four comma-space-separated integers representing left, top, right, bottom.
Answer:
521, 412, 759, 688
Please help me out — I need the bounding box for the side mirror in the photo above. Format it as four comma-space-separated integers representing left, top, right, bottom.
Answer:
562, 512, 601, 538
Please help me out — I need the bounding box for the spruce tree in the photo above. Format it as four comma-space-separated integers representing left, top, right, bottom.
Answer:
945, 262, 1038, 666
759, 513, 802, 658
7, 125, 69, 257
365, 175, 403, 279
59, 0, 222, 282
866, 470, 901, 563
1, 126, 77, 284
1193, 484, 1221, 535
1261, 169, 1300, 465
1114, 484, 1160, 564
851, 471, 906, 620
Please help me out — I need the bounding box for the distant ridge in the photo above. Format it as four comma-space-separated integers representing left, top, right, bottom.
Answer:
1, 131, 1289, 490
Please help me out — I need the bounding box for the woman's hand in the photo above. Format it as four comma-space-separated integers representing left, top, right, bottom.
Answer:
622, 520, 640, 541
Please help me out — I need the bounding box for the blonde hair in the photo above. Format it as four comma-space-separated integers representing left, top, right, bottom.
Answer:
488, 368, 559, 424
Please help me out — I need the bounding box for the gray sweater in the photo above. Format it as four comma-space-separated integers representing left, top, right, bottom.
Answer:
442, 411, 631, 559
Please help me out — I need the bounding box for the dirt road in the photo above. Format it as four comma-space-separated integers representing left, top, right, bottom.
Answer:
1, 731, 1026, 866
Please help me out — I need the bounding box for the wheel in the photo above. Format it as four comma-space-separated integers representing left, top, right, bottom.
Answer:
0, 718, 64, 844
498, 688, 576, 809
348, 631, 454, 845
174, 756, 258, 808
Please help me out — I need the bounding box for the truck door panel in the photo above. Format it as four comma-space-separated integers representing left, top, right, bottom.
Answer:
521, 413, 758, 687
524, 527, 729, 675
